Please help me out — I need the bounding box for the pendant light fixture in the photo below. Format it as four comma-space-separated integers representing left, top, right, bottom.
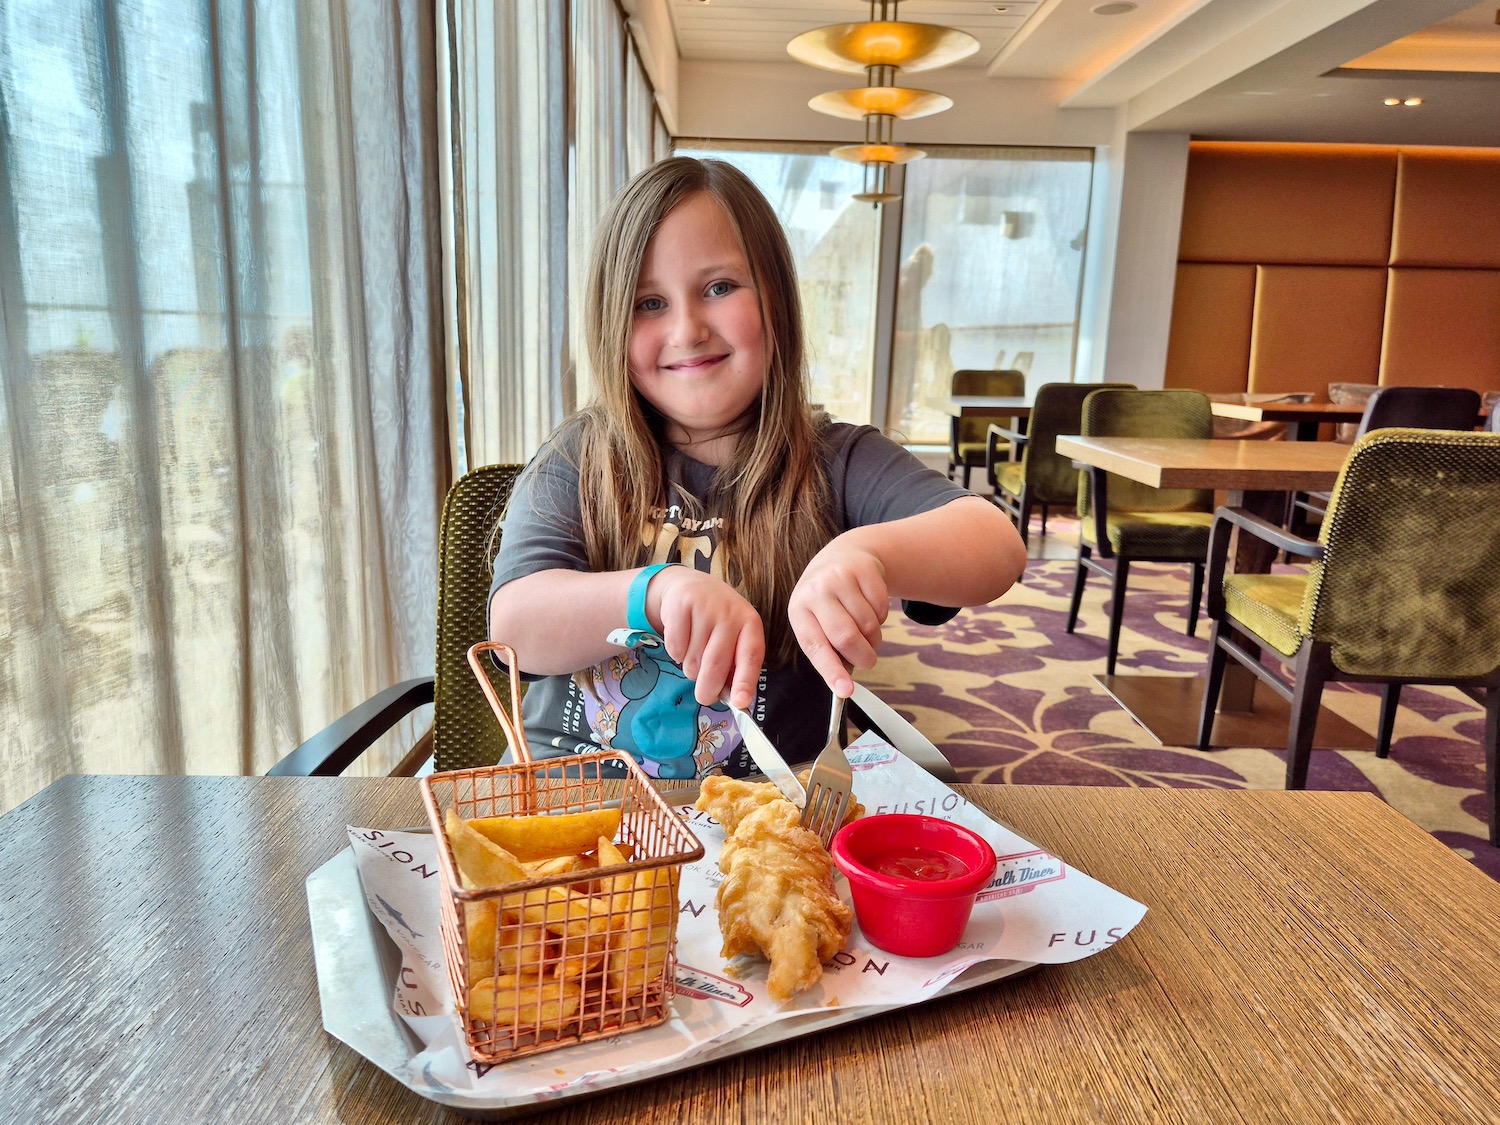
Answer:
788, 1, 978, 203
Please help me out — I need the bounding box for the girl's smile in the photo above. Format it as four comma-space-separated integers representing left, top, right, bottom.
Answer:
628, 191, 767, 465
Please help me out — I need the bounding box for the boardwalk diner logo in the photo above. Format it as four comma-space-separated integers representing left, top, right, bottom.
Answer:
977, 848, 1065, 902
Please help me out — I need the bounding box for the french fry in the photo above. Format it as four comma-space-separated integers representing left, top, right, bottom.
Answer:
522, 854, 586, 879
467, 808, 623, 863
469, 972, 582, 1026
606, 865, 679, 1000
445, 809, 527, 888
596, 836, 635, 913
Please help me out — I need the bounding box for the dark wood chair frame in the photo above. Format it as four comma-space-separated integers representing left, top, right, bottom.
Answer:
1065, 465, 1205, 676
1196, 505, 1499, 845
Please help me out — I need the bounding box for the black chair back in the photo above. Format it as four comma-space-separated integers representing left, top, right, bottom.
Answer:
1355, 386, 1481, 440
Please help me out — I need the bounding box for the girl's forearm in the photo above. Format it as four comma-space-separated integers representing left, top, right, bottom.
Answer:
842, 496, 1026, 606
488, 569, 638, 675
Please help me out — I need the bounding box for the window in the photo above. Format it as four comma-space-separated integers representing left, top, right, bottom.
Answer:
674, 146, 881, 425
677, 143, 1094, 444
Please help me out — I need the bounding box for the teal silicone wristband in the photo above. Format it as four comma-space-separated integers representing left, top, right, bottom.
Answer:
626, 563, 675, 636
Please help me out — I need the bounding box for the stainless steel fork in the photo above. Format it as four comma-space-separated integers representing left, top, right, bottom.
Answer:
800, 691, 853, 847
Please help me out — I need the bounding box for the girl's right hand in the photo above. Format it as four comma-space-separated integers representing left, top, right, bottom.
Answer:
647, 567, 765, 710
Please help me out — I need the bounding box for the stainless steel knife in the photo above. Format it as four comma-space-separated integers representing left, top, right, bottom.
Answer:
722, 699, 806, 807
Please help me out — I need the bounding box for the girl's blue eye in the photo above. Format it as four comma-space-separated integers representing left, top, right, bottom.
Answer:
707, 280, 735, 298
636, 296, 665, 313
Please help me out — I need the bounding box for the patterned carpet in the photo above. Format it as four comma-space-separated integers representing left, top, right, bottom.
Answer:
859, 552, 1499, 882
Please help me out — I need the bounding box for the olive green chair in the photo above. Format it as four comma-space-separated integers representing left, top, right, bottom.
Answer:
1065, 388, 1215, 674
947, 368, 1025, 489
270, 463, 523, 776
985, 381, 1134, 545
1196, 428, 1500, 844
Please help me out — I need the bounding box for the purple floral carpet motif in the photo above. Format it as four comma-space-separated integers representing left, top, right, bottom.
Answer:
862, 556, 1499, 882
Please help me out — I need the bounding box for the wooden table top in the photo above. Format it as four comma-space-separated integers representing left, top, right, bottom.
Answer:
4, 775, 1499, 1123
945, 395, 1031, 417
1209, 400, 1353, 423
1056, 434, 1350, 493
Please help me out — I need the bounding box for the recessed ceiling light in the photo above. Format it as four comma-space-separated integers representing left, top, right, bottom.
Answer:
1404, 97, 1422, 106
1092, 2, 1138, 14
1384, 97, 1401, 105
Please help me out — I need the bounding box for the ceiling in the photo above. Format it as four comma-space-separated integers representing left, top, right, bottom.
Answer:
662, 0, 1500, 146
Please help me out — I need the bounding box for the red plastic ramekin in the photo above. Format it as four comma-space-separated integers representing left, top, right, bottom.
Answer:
831, 813, 998, 958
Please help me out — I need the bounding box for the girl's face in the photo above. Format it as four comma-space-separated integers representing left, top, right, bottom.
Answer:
628, 191, 767, 465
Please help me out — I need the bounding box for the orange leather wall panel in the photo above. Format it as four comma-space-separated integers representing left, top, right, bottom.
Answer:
1169, 143, 1500, 399
1380, 269, 1500, 389
1248, 266, 1386, 395
1390, 151, 1500, 269
1177, 144, 1396, 266
1163, 263, 1255, 394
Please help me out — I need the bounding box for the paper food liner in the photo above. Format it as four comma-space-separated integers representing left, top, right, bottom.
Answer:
346, 736, 1147, 1103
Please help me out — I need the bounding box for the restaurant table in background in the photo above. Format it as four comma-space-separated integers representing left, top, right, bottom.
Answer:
1054, 435, 1361, 749
3, 774, 1499, 1123
945, 394, 1031, 421
1209, 399, 1491, 440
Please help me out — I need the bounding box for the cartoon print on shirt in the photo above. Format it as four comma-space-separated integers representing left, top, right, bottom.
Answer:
611, 643, 728, 779
578, 496, 748, 779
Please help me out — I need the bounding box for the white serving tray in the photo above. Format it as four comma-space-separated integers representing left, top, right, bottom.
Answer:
307, 840, 1038, 1119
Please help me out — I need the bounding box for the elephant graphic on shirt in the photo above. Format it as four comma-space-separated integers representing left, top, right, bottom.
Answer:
612, 645, 726, 779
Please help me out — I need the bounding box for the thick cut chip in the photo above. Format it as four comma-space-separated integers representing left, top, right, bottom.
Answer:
469, 972, 582, 1027
606, 865, 679, 1001
445, 809, 527, 889
467, 808, 623, 862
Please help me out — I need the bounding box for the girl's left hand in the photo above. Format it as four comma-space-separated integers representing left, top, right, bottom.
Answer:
787, 539, 889, 698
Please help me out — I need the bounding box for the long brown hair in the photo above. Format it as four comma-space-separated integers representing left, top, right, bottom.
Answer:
567, 156, 832, 666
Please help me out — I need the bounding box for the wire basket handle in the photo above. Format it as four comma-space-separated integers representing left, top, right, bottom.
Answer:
466, 641, 533, 765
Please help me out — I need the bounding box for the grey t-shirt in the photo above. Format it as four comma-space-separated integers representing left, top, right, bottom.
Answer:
490, 420, 971, 778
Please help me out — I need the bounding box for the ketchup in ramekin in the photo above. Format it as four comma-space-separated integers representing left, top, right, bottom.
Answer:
831, 814, 998, 958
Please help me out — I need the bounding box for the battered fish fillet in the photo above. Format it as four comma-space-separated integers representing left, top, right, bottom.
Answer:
696, 778, 855, 1002
697, 772, 864, 832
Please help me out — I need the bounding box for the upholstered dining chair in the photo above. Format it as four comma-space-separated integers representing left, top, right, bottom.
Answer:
270, 463, 524, 776
948, 368, 1025, 489
1195, 428, 1500, 845
985, 381, 1134, 546
1065, 388, 1215, 674
1289, 385, 1483, 538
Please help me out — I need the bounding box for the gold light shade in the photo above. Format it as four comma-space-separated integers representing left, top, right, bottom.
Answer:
808, 86, 953, 121
831, 143, 926, 165
853, 190, 903, 203
787, 21, 979, 75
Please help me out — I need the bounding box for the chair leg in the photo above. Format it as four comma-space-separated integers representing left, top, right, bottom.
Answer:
1038, 502, 1049, 539
1016, 492, 1033, 547
1106, 558, 1130, 676
1197, 621, 1231, 749
1375, 684, 1401, 759
1066, 546, 1090, 634
1286, 644, 1332, 790
1187, 562, 1204, 638
1484, 682, 1498, 847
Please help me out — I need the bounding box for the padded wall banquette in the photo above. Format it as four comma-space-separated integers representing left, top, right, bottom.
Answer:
1164, 143, 1500, 404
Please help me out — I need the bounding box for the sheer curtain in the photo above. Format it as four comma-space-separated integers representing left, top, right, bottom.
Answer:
448, 0, 666, 461
444, 0, 568, 469
0, 0, 447, 809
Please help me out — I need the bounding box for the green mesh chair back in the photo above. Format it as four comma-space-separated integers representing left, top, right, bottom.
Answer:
1078, 388, 1214, 518
431, 463, 524, 772
1019, 381, 1134, 504
1300, 428, 1500, 678
949, 369, 1025, 485
1066, 388, 1214, 673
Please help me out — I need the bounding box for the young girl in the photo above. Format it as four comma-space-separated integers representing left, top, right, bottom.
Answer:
489, 157, 1025, 779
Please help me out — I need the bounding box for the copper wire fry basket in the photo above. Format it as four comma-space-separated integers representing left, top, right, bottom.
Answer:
420, 641, 705, 1064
